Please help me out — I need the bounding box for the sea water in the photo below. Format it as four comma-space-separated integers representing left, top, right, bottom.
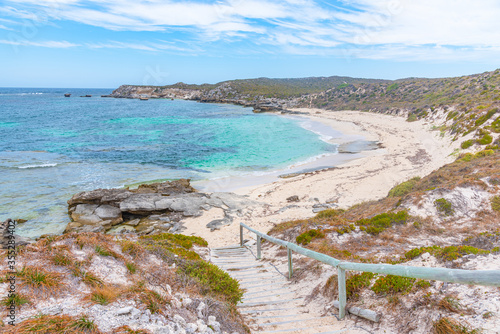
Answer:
0, 88, 350, 238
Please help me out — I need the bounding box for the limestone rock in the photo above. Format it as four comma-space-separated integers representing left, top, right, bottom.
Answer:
66, 179, 263, 236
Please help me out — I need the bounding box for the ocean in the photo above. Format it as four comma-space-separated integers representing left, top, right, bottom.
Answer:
0, 87, 352, 238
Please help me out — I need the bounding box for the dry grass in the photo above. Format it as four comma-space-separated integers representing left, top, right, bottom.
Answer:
5, 314, 102, 334
71, 266, 103, 287
113, 326, 151, 334
120, 240, 146, 259
432, 317, 480, 334
438, 295, 472, 314
17, 266, 65, 295
88, 285, 122, 305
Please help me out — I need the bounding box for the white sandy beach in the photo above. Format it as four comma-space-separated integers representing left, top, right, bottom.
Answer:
183, 108, 459, 247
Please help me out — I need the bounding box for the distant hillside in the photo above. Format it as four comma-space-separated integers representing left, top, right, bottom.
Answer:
308, 69, 500, 113
164, 76, 390, 98
111, 69, 500, 148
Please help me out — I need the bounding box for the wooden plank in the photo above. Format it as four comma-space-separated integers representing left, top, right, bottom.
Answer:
332, 301, 381, 323
238, 298, 302, 308
337, 268, 346, 320
287, 247, 293, 279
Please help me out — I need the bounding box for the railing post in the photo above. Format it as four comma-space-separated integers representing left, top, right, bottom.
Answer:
338, 267, 347, 319
287, 247, 293, 279
240, 225, 243, 246
257, 235, 261, 260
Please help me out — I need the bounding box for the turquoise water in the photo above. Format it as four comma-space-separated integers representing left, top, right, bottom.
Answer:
0, 88, 336, 237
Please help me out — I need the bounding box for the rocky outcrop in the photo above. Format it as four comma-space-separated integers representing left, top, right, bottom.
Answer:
66, 179, 261, 235
108, 84, 302, 112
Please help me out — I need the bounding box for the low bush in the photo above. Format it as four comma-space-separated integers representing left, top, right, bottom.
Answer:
461, 139, 474, 149
355, 210, 410, 235
141, 233, 208, 248
434, 198, 454, 216
388, 177, 421, 197
475, 108, 498, 126
296, 229, 325, 245
491, 116, 500, 133
315, 209, 345, 219
178, 260, 242, 304
476, 133, 493, 145
491, 196, 500, 211
346, 272, 375, 300
371, 275, 415, 295
405, 245, 489, 261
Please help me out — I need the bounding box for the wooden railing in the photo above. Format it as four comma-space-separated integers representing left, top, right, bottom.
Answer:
240, 223, 500, 320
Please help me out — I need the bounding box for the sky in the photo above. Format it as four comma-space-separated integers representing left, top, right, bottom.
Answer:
1, 0, 500, 88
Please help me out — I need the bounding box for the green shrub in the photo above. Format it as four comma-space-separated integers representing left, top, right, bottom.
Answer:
407, 114, 418, 122
404, 246, 441, 260
414, 280, 431, 289
476, 133, 493, 145
371, 275, 415, 295
388, 177, 420, 197
387, 83, 399, 92
491, 116, 500, 133
355, 210, 410, 235
178, 260, 242, 304
296, 229, 325, 245
458, 153, 474, 162
475, 149, 494, 158
315, 208, 344, 219
405, 245, 489, 261
346, 272, 375, 300
141, 233, 208, 248
475, 108, 498, 126
491, 196, 500, 211
461, 139, 474, 149
434, 198, 454, 216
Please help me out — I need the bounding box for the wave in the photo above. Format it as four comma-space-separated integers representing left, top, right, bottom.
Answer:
0, 93, 44, 96
18, 163, 58, 169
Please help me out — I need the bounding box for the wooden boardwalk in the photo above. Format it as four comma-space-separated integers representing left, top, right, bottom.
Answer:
211, 245, 364, 334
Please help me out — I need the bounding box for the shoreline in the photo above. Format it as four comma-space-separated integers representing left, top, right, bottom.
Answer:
182, 108, 459, 247
192, 113, 376, 193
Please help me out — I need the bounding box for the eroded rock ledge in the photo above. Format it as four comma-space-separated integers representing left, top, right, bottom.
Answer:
66, 179, 261, 235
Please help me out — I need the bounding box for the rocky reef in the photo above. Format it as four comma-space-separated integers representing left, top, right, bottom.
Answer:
109, 84, 299, 113
66, 179, 262, 235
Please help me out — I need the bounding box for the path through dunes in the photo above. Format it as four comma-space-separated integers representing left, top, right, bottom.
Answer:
210, 245, 365, 334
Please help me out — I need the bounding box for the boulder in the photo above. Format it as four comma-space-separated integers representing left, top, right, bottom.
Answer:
94, 205, 121, 220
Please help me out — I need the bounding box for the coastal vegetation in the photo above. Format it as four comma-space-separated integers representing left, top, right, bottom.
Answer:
0, 232, 247, 333
268, 148, 500, 333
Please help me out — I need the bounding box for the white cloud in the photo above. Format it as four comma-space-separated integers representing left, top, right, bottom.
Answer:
0, 39, 79, 47
2, 0, 500, 61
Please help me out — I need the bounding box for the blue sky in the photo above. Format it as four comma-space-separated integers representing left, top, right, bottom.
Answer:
1, 0, 500, 88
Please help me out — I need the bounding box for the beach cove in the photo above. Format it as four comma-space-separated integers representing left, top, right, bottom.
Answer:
182, 108, 458, 247
1, 90, 378, 238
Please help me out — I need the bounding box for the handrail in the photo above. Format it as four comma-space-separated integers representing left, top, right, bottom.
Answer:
240, 223, 500, 320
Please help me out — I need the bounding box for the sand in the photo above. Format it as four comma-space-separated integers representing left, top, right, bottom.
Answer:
182, 108, 459, 247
